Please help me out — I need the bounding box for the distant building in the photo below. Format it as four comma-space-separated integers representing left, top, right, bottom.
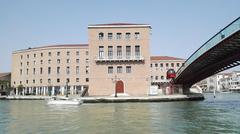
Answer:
0, 72, 11, 95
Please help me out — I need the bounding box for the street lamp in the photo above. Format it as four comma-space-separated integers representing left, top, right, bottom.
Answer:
66, 80, 69, 98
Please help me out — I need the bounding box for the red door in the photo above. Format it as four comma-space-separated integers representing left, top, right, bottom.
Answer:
116, 80, 124, 93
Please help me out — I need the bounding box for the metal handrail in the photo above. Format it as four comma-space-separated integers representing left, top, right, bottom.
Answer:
176, 17, 240, 76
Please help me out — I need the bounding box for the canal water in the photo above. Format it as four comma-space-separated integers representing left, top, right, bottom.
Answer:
0, 93, 240, 134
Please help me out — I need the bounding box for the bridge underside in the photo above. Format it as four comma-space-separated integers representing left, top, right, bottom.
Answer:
174, 30, 240, 86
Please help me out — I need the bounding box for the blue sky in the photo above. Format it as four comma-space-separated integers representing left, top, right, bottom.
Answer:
0, 0, 239, 72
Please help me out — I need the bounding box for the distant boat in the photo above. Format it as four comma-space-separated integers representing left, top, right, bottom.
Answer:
47, 96, 83, 105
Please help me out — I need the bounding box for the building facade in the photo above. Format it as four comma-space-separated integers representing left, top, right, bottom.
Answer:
88, 23, 151, 96
11, 44, 89, 96
0, 72, 11, 95
150, 56, 185, 95
11, 23, 186, 96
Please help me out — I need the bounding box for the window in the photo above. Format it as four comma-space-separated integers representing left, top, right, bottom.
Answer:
86, 78, 89, 82
108, 66, 113, 74
67, 59, 70, 63
117, 66, 122, 73
155, 76, 158, 80
161, 76, 164, 80
99, 32, 104, 40
135, 32, 140, 39
76, 59, 80, 63
27, 54, 29, 59
33, 79, 35, 84
135, 45, 140, 58
20, 81, 22, 84
86, 66, 89, 74
86, 51, 88, 55
41, 53, 43, 57
48, 67, 51, 74
126, 66, 131, 73
151, 76, 153, 81
116, 33, 122, 40
160, 63, 163, 67
57, 67, 60, 74
171, 63, 174, 67
66, 78, 70, 83
155, 63, 158, 67
57, 59, 60, 64
48, 79, 51, 84
76, 78, 79, 82
126, 46, 131, 59
48, 52, 51, 56
20, 69, 22, 75
40, 79, 42, 83
33, 68, 36, 75
67, 51, 70, 56
34, 54, 36, 58
76, 66, 80, 74
108, 33, 113, 40
117, 46, 122, 59
26, 69, 29, 75
40, 67, 43, 74
27, 62, 29, 66
40, 60, 43, 64
99, 46, 104, 59
166, 63, 169, 67
20, 62, 22, 66
57, 52, 60, 56
86, 58, 89, 63
48, 59, 51, 64
66, 66, 70, 74
21, 55, 23, 59
26, 80, 28, 84
108, 46, 113, 59
57, 78, 60, 83
177, 63, 180, 67
125, 33, 131, 40
33, 61, 36, 65
150, 64, 152, 67
76, 51, 79, 56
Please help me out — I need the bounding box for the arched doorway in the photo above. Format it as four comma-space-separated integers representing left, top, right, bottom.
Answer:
116, 80, 124, 93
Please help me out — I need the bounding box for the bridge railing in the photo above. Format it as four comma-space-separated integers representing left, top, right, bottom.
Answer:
176, 17, 240, 77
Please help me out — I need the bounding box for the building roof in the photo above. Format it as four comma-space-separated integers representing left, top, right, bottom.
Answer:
88, 23, 151, 28
0, 72, 11, 78
151, 56, 185, 61
13, 44, 88, 53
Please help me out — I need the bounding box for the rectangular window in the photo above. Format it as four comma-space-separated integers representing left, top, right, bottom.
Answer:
117, 46, 122, 59
27, 54, 29, 59
48, 52, 51, 56
40, 60, 43, 64
155, 76, 158, 80
108, 33, 113, 40
26, 80, 28, 84
86, 58, 89, 63
86, 78, 89, 82
86, 66, 89, 74
99, 46, 104, 59
177, 63, 180, 67
26, 69, 29, 75
57, 59, 60, 64
76, 51, 79, 56
21, 55, 23, 59
135, 45, 140, 58
33, 68, 36, 75
135, 32, 140, 39
108, 66, 113, 74
48, 59, 51, 64
126, 66, 131, 73
40, 79, 43, 83
27, 62, 29, 66
86, 51, 88, 55
99, 33, 104, 40
76, 59, 80, 63
117, 66, 122, 73
76, 78, 79, 82
171, 63, 174, 67
166, 63, 169, 67
40, 67, 43, 74
155, 63, 158, 67
66, 66, 70, 74
57, 78, 60, 83
48, 79, 51, 84
33, 79, 35, 84
108, 46, 113, 59
67, 59, 70, 63
57, 52, 60, 56
67, 51, 70, 56
41, 53, 43, 57
20, 62, 22, 66
34, 61, 36, 65
125, 33, 131, 40
116, 33, 122, 40
76, 66, 80, 74
48, 67, 51, 74
34, 54, 36, 58
20, 69, 22, 75
160, 63, 163, 67
57, 67, 60, 74
126, 46, 131, 59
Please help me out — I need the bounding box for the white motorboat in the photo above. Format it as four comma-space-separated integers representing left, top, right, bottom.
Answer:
47, 96, 83, 105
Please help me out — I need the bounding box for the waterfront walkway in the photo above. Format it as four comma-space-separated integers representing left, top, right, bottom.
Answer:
0, 94, 204, 102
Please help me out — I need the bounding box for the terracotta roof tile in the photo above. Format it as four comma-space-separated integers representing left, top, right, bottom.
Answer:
151, 56, 185, 61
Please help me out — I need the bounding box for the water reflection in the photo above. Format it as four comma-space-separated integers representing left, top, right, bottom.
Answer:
0, 94, 240, 134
